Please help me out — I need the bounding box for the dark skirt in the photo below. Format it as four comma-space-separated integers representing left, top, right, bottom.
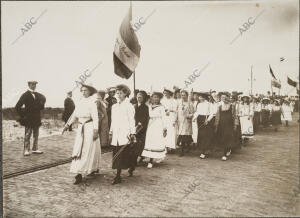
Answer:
177, 135, 193, 147
232, 121, 242, 149
253, 112, 261, 133
112, 145, 135, 170
216, 109, 234, 149
135, 132, 146, 156
197, 115, 213, 151
261, 110, 270, 127
271, 111, 281, 125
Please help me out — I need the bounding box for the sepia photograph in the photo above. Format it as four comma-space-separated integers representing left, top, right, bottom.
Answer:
1, 0, 299, 217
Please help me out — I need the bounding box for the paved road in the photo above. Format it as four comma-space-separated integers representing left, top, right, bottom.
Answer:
3, 114, 299, 217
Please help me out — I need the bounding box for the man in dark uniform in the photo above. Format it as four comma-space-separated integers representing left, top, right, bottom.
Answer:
15, 81, 46, 156
62, 91, 75, 131
105, 87, 117, 129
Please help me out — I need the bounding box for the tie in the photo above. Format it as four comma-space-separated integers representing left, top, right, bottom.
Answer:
31, 91, 36, 99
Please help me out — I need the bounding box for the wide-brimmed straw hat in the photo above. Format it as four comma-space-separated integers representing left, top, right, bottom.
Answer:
151, 91, 164, 99
80, 82, 97, 96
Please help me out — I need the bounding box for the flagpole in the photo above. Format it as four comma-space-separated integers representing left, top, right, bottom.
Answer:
271, 81, 274, 97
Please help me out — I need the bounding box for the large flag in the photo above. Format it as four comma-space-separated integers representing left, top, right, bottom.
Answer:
113, 3, 141, 79
271, 79, 281, 88
269, 64, 277, 80
287, 76, 297, 87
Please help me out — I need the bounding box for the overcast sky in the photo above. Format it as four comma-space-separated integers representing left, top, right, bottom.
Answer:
2, 0, 299, 107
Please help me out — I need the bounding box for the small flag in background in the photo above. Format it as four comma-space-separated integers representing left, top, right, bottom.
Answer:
287, 76, 297, 87
271, 79, 281, 88
269, 65, 277, 80
280, 57, 285, 62
113, 3, 141, 79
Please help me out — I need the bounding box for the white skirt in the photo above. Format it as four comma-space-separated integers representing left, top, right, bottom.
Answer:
281, 112, 292, 121
240, 116, 254, 139
70, 122, 101, 175
142, 117, 166, 159
192, 121, 198, 143
163, 115, 176, 149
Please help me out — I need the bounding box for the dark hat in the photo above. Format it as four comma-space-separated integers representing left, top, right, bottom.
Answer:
218, 92, 230, 97
67, 91, 72, 95
262, 97, 269, 103
80, 82, 97, 96
28, 81, 38, 85
116, 84, 131, 96
198, 92, 210, 100
137, 90, 148, 98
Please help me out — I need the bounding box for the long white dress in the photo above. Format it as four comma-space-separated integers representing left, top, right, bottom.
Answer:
142, 104, 167, 159
192, 101, 199, 143
238, 103, 254, 139
281, 103, 293, 121
161, 97, 177, 149
67, 96, 101, 175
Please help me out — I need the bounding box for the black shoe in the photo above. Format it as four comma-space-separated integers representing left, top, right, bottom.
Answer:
112, 177, 122, 185
128, 169, 134, 177
74, 174, 82, 185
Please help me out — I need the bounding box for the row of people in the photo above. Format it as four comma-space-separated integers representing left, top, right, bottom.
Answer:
62, 83, 295, 185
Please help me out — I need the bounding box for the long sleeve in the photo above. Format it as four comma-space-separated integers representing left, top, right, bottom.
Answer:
15, 94, 25, 116
91, 102, 99, 130
109, 106, 115, 134
128, 104, 136, 134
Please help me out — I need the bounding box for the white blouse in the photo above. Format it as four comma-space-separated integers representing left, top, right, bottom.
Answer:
67, 96, 99, 130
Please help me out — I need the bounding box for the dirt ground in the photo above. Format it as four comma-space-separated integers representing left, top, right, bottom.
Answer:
3, 114, 299, 217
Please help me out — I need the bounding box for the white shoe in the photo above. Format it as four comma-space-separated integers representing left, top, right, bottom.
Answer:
155, 159, 163, 163
147, 163, 153, 169
199, 154, 206, 159
24, 151, 30, 156
222, 156, 227, 161
226, 150, 231, 157
32, 150, 43, 154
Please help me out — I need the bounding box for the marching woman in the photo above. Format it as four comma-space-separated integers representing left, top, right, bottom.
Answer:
63, 83, 101, 184
142, 92, 167, 169
238, 95, 254, 143
192, 92, 199, 147
193, 92, 214, 159
134, 90, 149, 164
261, 98, 270, 128
161, 88, 177, 152
281, 99, 293, 126
214, 92, 235, 161
109, 84, 136, 184
96, 90, 109, 148
270, 99, 282, 131
253, 97, 262, 133
176, 90, 194, 156
230, 92, 242, 151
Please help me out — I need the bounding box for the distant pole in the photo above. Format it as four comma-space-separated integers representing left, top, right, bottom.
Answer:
250, 65, 253, 95
271, 81, 273, 97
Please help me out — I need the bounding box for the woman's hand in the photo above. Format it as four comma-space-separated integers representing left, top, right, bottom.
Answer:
93, 129, 99, 141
